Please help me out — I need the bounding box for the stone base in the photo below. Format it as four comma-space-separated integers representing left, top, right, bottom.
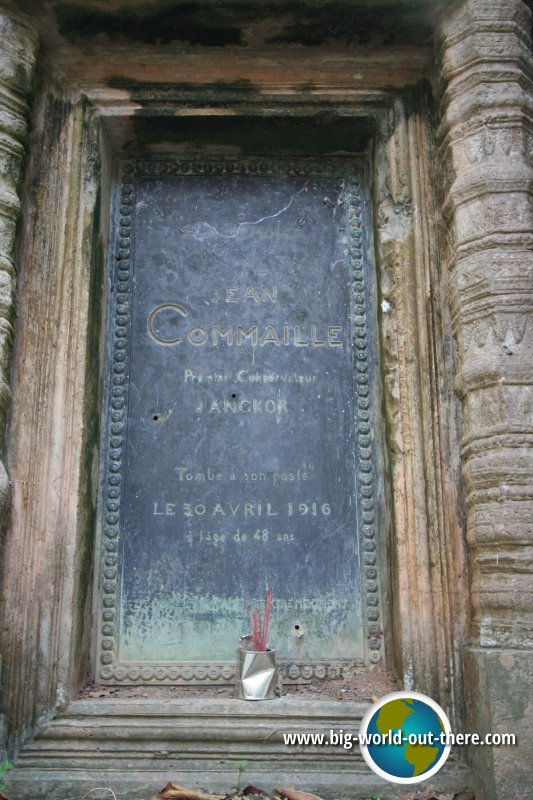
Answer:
464, 647, 533, 800
5, 698, 471, 800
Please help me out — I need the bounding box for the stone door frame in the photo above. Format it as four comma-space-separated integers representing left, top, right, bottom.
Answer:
0, 6, 494, 796
1, 74, 467, 775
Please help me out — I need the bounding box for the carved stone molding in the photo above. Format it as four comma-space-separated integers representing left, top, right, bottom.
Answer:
0, 12, 37, 517
438, 0, 533, 653
5, 697, 470, 800
438, 2, 533, 796
373, 87, 467, 729
1, 93, 103, 753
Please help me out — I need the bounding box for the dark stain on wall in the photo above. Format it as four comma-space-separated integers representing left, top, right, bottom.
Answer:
106, 76, 258, 99
53, 0, 436, 47
126, 112, 372, 155
267, 2, 434, 46
54, 1, 247, 46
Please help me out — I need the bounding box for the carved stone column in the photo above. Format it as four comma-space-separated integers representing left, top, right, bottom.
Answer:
438, 1, 533, 797
0, 13, 37, 517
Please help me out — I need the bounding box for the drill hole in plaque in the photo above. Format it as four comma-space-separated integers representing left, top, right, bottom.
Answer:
150, 410, 172, 424
293, 623, 305, 640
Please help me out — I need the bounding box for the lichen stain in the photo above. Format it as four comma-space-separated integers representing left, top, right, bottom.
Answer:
500, 653, 515, 670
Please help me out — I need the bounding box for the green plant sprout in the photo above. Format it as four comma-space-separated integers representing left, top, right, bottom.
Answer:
234, 759, 249, 792
0, 760, 12, 791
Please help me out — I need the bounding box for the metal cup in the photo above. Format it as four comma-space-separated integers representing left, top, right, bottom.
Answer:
236, 648, 278, 700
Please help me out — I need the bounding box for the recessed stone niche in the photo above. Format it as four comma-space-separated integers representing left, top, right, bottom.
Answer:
0, 2, 531, 799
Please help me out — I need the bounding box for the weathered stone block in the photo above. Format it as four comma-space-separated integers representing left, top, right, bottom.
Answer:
464, 647, 533, 800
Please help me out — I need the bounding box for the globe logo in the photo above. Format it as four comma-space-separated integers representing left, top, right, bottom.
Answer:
359, 691, 452, 784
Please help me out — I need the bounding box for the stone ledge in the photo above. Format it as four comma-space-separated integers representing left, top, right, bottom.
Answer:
4, 767, 472, 800
6, 698, 471, 800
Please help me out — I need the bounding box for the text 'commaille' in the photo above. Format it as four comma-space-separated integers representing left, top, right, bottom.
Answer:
147, 303, 344, 348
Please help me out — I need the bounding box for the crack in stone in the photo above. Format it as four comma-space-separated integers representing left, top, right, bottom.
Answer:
187, 184, 308, 240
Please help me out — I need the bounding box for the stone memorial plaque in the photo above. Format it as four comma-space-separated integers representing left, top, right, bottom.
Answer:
96, 158, 383, 684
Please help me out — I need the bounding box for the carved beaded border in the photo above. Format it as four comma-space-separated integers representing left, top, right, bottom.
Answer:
101, 660, 366, 685
132, 157, 361, 179
98, 158, 383, 683
98, 163, 135, 681
346, 179, 384, 666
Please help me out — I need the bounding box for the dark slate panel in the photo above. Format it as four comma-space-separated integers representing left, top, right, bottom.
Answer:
100, 159, 378, 671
